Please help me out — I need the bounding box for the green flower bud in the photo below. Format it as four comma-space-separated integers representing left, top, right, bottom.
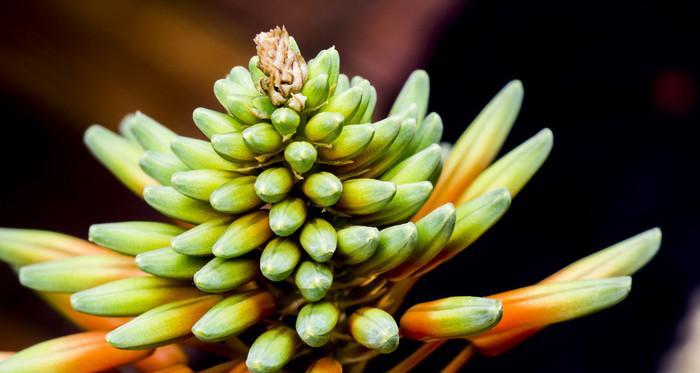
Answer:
335, 179, 397, 215
352, 181, 433, 226
192, 107, 243, 139
334, 116, 401, 173
170, 136, 242, 171
299, 219, 337, 262
269, 197, 307, 237
219, 94, 260, 125
126, 112, 177, 154
193, 290, 275, 342
211, 132, 258, 163
260, 238, 301, 281
89, 221, 184, 256
171, 169, 239, 201
227, 66, 258, 93
348, 307, 399, 354
250, 95, 276, 119
246, 326, 299, 373
71, 276, 203, 316
334, 73, 350, 95
336, 225, 380, 265
248, 56, 265, 90
308, 47, 340, 95
359, 117, 418, 179
304, 112, 344, 143
359, 84, 377, 124
295, 301, 340, 347
321, 86, 363, 120
380, 143, 443, 184
144, 186, 226, 224
318, 124, 375, 161
284, 141, 317, 174
171, 218, 231, 256
194, 257, 258, 293
301, 73, 330, 109
19, 255, 141, 293
295, 261, 333, 302
302, 172, 343, 207
210, 176, 263, 214
402, 112, 443, 158
212, 211, 272, 258
255, 167, 295, 203
346, 79, 371, 124
136, 247, 208, 280
242, 123, 284, 154
107, 295, 223, 349
139, 151, 188, 186
271, 107, 301, 136
353, 223, 417, 276
389, 70, 429, 127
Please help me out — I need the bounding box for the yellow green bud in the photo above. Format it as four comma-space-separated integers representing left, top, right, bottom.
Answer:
299, 218, 337, 262
126, 112, 177, 154
302, 73, 330, 110
348, 307, 399, 354
260, 238, 302, 281
171, 136, 242, 171
403, 112, 443, 158
335, 179, 396, 215
307, 47, 340, 96
346, 79, 371, 124
352, 181, 433, 226
334, 116, 401, 173
295, 301, 340, 347
336, 225, 380, 265
144, 186, 226, 224
211, 132, 258, 163
71, 276, 203, 316
246, 326, 299, 373
212, 211, 272, 258
360, 117, 418, 178
302, 172, 343, 207
210, 176, 263, 214
192, 290, 275, 342
89, 221, 184, 256
295, 261, 333, 302
0, 228, 107, 267
136, 247, 208, 280
271, 107, 301, 136
171, 169, 238, 201
269, 197, 307, 237
248, 56, 265, 91
255, 167, 295, 203
334, 74, 350, 95
353, 223, 417, 276
194, 257, 258, 293
139, 151, 188, 186
304, 112, 344, 143
192, 107, 243, 139
318, 124, 375, 161
284, 141, 317, 174
242, 123, 284, 154
389, 70, 429, 127
321, 86, 363, 120
380, 143, 442, 184
171, 218, 231, 256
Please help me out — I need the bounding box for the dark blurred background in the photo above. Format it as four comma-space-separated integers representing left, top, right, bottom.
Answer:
0, 0, 698, 372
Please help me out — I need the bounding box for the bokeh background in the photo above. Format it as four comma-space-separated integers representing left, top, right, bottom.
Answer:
1, 0, 698, 372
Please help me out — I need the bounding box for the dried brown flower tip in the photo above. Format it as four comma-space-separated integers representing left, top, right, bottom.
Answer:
254, 26, 308, 108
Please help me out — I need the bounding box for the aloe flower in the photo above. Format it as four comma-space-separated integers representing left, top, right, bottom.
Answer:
0, 26, 660, 372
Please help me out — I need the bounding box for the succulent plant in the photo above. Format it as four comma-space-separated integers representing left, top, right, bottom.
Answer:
0, 26, 661, 373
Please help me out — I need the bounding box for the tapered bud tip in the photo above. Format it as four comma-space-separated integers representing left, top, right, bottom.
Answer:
299, 218, 337, 262
271, 107, 301, 136
242, 123, 284, 154
246, 326, 299, 373
336, 225, 380, 264
303, 172, 343, 207
349, 307, 399, 354
260, 238, 301, 281
269, 197, 308, 237
285, 141, 318, 174
295, 261, 333, 302
255, 167, 295, 203
296, 301, 340, 347
504, 79, 524, 98
304, 112, 344, 143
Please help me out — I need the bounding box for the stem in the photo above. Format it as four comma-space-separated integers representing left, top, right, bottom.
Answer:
441, 344, 476, 373
387, 340, 446, 373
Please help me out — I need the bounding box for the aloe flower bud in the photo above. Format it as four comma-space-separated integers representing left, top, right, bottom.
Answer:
260, 238, 301, 281
304, 112, 344, 143
269, 197, 307, 236
192, 107, 243, 139
248, 56, 265, 91
335, 179, 396, 215
306, 357, 342, 373
360, 118, 418, 179
307, 47, 340, 95
348, 307, 399, 354
107, 295, 222, 349
299, 218, 337, 262
210, 176, 263, 213
144, 186, 226, 224
321, 86, 363, 120
285, 141, 318, 174
70, 276, 203, 316
381, 143, 443, 184
390, 70, 429, 126
400, 296, 503, 341
336, 225, 380, 265
171, 218, 232, 256
243, 123, 284, 154
353, 222, 417, 276
246, 326, 300, 373
171, 169, 238, 201
20, 254, 142, 293
136, 248, 208, 280
127, 112, 177, 153
352, 181, 433, 226
295, 261, 333, 302
170, 136, 241, 171
335, 116, 401, 173
302, 172, 343, 207
89, 221, 184, 256
139, 150, 188, 186
213, 211, 272, 258
193, 290, 275, 342
0, 332, 151, 373
271, 107, 301, 136
302, 73, 330, 110
211, 132, 258, 163
318, 124, 375, 161
193, 257, 258, 293
403, 112, 443, 157
255, 167, 295, 203
296, 301, 340, 347
0, 228, 107, 266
